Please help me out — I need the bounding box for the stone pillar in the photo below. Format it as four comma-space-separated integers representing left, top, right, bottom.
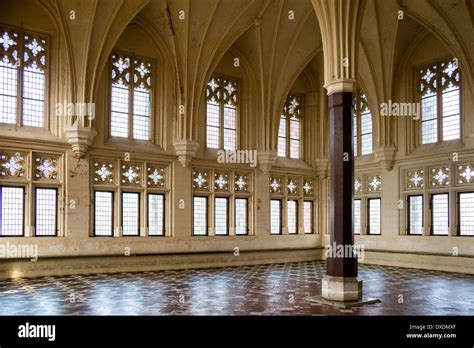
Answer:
322, 91, 362, 301
172, 161, 193, 239
65, 151, 91, 240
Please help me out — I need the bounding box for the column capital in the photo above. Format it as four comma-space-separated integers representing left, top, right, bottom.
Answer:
257, 150, 277, 174
374, 145, 397, 171
173, 139, 199, 167
314, 158, 329, 178
324, 79, 357, 96
64, 123, 97, 159
312, 0, 366, 90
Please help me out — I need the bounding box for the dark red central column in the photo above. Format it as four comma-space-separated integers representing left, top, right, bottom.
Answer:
327, 91, 357, 278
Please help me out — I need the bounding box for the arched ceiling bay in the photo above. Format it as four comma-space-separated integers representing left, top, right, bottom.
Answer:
232, 0, 322, 150
137, 0, 270, 141
361, 0, 472, 103
358, 0, 474, 148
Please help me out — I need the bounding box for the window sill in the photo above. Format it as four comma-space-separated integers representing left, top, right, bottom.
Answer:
410, 139, 465, 157
103, 137, 162, 152
204, 148, 220, 156
0, 124, 59, 142
275, 156, 312, 170
355, 153, 375, 164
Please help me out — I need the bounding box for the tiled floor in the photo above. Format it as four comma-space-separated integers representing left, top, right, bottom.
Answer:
0, 261, 473, 315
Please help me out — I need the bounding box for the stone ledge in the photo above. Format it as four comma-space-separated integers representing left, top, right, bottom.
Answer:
0, 248, 323, 280
360, 250, 474, 275
306, 295, 380, 309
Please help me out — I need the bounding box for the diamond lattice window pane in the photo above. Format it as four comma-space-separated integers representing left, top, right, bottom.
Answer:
368, 198, 381, 235
0, 152, 25, 177
214, 172, 229, 191
94, 161, 114, 184
406, 169, 424, 189
121, 164, 141, 185
193, 196, 208, 236
35, 188, 57, 236
303, 201, 313, 234
94, 191, 113, 237
279, 93, 304, 158
193, 170, 209, 190
287, 200, 298, 234
147, 166, 166, 187
354, 177, 362, 194
0, 186, 24, 236
408, 195, 423, 235
354, 199, 361, 235
459, 193, 474, 236
457, 164, 474, 185
234, 174, 248, 192
360, 110, 373, 155
22, 33, 47, 128
270, 177, 282, 194
214, 197, 228, 235
205, 75, 239, 149
121, 192, 140, 236
270, 199, 281, 234
235, 198, 248, 235
34, 156, 58, 180
110, 53, 153, 139
303, 179, 314, 196
432, 193, 449, 236
419, 58, 461, 144
367, 175, 382, 193
287, 178, 299, 195
430, 166, 449, 187
148, 193, 165, 236
278, 116, 286, 157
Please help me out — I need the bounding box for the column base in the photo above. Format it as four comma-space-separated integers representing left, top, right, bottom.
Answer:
321, 275, 362, 301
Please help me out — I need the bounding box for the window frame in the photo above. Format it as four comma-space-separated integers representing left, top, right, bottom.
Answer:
353, 90, 373, 157
458, 191, 474, 237
120, 191, 140, 237
278, 93, 304, 159
147, 193, 165, 237
353, 198, 362, 235
407, 194, 423, 236
0, 25, 49, 128
214, 196, 229, 236
287, 199, 299, 234
205, 73, 240, 150
417, 57, 462, 146
192, 195, 209, 236
0, 185, 25, 237
430, 192, 449, 236
109, 50, 154, 141
303, 200, 314, 234
367, 197, 381, 235
93, 190, 114, 237
235, 197, 249, 236
34, 187, 58, 237
270, 199, 283, 235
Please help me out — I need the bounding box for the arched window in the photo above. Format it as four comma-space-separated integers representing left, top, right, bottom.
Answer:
0, 27, 47, 127
206, 75, 238, 150
419, 58, 460, 144
278, 93, 303, 159
353, 91, 373, 156
110, 52, 152, 140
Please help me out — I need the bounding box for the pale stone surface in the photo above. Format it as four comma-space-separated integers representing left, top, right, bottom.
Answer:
0, 249, 322, 280
322, 275, 363, 302
0, 0, 472, 280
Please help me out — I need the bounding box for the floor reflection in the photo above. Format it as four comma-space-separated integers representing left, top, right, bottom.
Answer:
0, 261, 473, 315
